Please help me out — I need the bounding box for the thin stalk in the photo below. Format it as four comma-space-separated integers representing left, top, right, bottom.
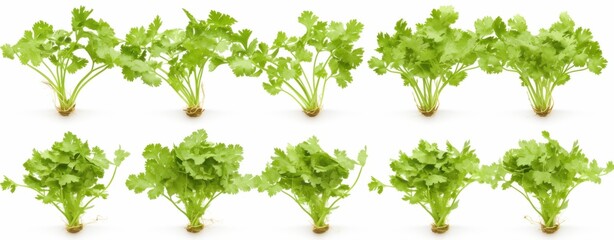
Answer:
511, 186, 543, 216
325, 164, 365, 212
162, 194, 189, 218
17, 184, 69, 220
281, 190, 313, 219
81, 164, 119, 211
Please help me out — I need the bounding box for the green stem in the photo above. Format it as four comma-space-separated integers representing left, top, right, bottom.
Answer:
281, 190, 313, 219
81, 163, 119, 211
16, 184, 69, 221
510, 186, 543, 216
162, 194, 189, 218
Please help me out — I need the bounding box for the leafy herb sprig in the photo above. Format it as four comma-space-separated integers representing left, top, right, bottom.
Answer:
478, 13, 607, 116
120, 10, 259, 117
369, 6, 488, 116
1, 132, 129, 233
255, 137, 367, 233
1, 7, 127, 116
488, 131, 614, 233
369, 140, 491, 233
126, 129, 253, 233
249, 11, 364, 117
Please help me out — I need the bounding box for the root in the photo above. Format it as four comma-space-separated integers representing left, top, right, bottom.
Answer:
312, 224, 329, 234
541, 224, 559, 234
186, 224, 205, 233
431, 223, 449, 234
184, 106, 204, 117
303, 108, 321, 117
57, 105, 76, 116
418, 104, 439, 117
532, 103, 554, 117
66, 224, 83, 233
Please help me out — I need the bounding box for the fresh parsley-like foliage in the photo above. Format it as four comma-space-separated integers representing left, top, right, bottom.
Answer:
120, 10, 259, 117
478, 13, 607, 116
489, 131, 614, 233
250, 11, 364, 117
1, 132, 129, 233
255, 137, 367, 233
125, 129, 253, 233
369, 6, 486, 116
369, 140, 489, 233
1, 7, 124, 116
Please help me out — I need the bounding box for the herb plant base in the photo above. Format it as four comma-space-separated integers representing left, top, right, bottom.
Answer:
66, 224, 83, 233
303, 108, 321, 117
56, 105, 76, 116
532, 104, 553, 117
431, 223, 449, 234
541, 224, 559, 234
184, 106, 204, 117
418, 103, 439, 117
312, 224, 329, 234
186, 224, 205, 233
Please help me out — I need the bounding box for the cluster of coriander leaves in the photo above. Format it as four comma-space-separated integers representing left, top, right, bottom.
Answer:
487, 131, 614, 230
245, 11, 364, 116
1, 132, 129, 231
1, 7, 127, 115
120, 10, 260, 116
125, 129, 253, 232
369, 140, 491, 229
369, 6, 489, 115
255, 137, 367, 231
477, 13, 607, 115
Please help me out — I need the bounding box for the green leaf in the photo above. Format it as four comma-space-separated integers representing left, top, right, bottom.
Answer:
587, 57, 607, 74
532, 171, 551, 185
425, 174, 447, 186
298, 11, 318, 30
113, 148, 130, 166
1, 44, 15, 59
208, 10, 237, 27
1, 177, 17, 193
474, 17, 494, 37
508, 15, 527, 32
368, 57, 387, 75
71, 6, 93, 30
357, 147, 368, 166
125, 173, 151, 194
66, 56, 88, 73
59, 174, 80, 186
368, 177, 385, 194
446, 71, 468, 86
229, 57, 255, 76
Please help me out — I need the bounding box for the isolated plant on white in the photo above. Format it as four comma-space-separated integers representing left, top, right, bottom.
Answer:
1, 132, 129, 233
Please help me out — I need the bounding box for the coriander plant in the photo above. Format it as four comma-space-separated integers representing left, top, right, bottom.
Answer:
255, 137, 367, 233
369, 140, 491, 233
1, 7, 128, 116
120, 10, 259, 117
490, 131, 614, 233
369, 6, 489, 116
1, 132, 129, 233
126, 129, 253, 233
250, 11, 364, 117
478, 13, 607, 116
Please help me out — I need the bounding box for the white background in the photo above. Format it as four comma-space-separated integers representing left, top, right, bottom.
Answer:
1, 0, 613, 239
